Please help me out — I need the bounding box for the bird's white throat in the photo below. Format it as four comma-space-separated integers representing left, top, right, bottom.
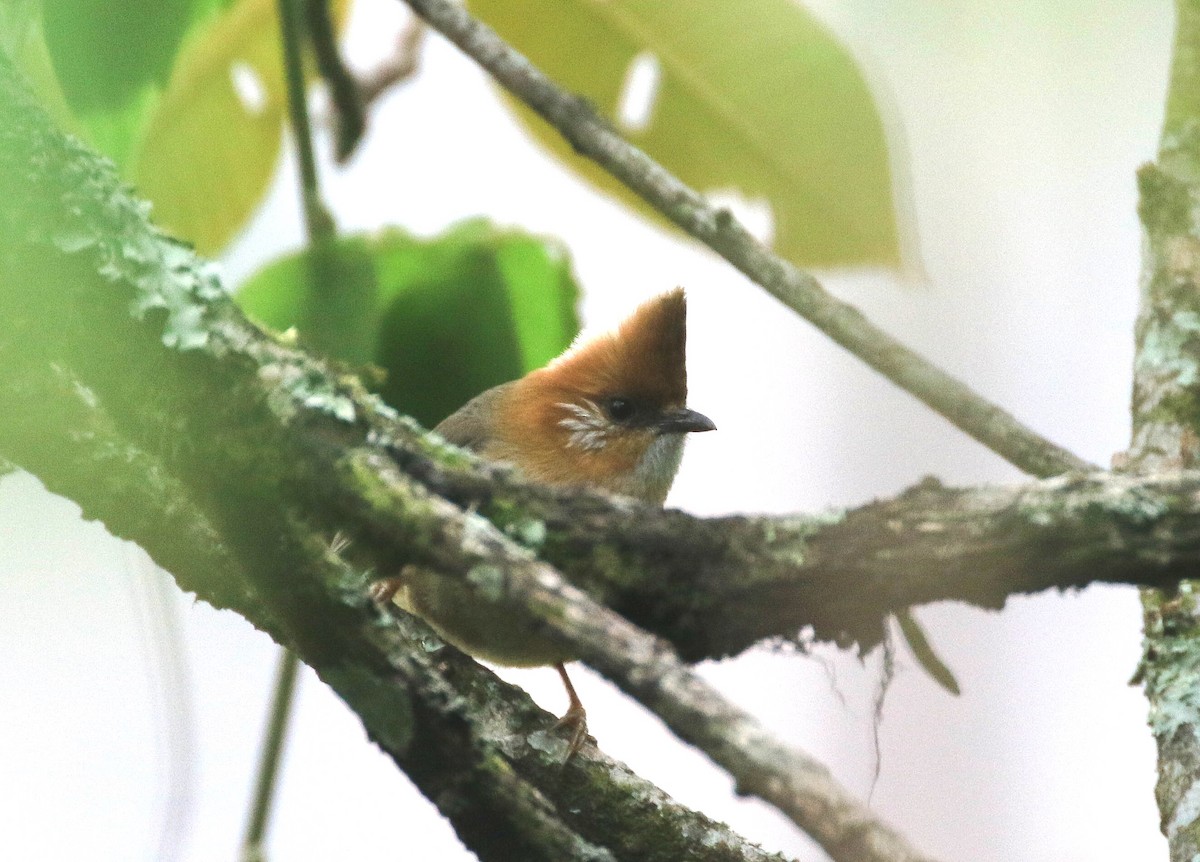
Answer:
630, 432, 686, 503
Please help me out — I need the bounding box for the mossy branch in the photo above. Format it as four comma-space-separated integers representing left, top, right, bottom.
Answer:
0, 51, 934, 862
0, 53, 800, 862
3, 25, 1199, 862
1130, 2, 1200, 858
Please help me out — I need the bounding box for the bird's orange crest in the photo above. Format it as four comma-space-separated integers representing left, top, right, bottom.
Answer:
540, 287, 688, 408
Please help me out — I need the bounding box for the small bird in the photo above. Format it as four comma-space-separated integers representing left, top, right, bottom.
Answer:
372, 288, 714, 756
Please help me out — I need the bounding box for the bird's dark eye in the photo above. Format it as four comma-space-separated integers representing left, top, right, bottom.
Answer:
604, 397, 636, 422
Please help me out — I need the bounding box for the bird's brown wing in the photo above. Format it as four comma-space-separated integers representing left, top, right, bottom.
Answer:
433, 381, 513, 453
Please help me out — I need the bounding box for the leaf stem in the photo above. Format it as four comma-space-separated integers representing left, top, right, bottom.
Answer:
240, 649, 301, 862
278, 0, 333, 242
304, 0, 365, 161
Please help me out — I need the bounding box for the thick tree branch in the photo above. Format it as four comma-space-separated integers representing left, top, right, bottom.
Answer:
8, 24, 1200, 861
396, 0, 1089, 479
1131, 2, 1200, 858
338, 450, 938, 862
371, 457, 1200, 658
0, 54, 935, 862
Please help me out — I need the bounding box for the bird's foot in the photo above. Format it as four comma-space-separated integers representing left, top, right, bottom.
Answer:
553, 662, 591, 761
553, 702, 590, 762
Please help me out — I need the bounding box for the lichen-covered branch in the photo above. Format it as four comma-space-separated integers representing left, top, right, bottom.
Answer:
4, 24, 1199, 861
0, 52, 932, 862
1130, 3, 1200, 859
0, 54, 797, 862
335, 450, 939, 862
396, 0, 1089, 479
376, 459, 1200, 657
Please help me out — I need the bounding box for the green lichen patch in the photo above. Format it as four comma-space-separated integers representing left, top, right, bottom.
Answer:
1137, 311, 1200, 391
1144, 586, 1200, 739
482, 497, 548, 552
586, 543, 631, 593
259, 362, 357, 425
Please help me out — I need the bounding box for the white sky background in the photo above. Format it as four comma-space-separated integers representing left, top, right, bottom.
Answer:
0, 1, 1176, 860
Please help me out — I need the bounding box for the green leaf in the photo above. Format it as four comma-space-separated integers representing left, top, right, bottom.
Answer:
240, 235, 382, 365
129, 0, 286, 255
0, 4, 77, 131
469, 0, 907, 269
41, 0, 196, 113
131, 0, 350, 255
236, 219, 582, 428
34, 0, 237, 168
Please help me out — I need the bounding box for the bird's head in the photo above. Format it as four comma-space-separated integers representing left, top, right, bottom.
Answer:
496, 288, 715, 504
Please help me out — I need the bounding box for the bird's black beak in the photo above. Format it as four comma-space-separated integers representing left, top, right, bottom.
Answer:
654, 407, 716, 434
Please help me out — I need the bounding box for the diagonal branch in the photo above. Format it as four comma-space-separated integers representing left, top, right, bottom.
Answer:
8, 29, 1200, 862
338, 450, 938, 862
396, 0, 1089, 479
0, 53, 931, 862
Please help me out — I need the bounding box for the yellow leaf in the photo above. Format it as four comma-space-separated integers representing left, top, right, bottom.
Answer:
133, 0, 350, 254
471, 0, 910, 270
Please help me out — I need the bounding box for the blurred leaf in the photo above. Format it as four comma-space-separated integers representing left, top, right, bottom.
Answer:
238, 235, 381, 364
79, 87, 161, 169
236, 219, 582, 427
131, 0, 350, 255
470, 0, 906, 269
41, 0, 196, 113
0, 4, 76, 130
0, 0, 38, 58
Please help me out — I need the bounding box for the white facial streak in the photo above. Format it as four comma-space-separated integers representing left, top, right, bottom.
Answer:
556, 400, 609, 451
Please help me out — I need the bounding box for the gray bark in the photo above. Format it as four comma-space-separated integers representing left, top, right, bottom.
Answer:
1130, 2, 1200, 858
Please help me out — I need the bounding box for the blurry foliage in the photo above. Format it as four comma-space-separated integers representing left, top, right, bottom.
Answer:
469, 0, 907, 269
133, 0, 347, 253
9, 0, 904, 268
8, 0, 899, 408
25, 0, 347, 255
42, 0, 203, 112
236, 219, 582, 427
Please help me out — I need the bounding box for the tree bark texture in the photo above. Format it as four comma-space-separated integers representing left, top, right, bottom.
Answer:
1132, 3, 1200, 858
2, 5, 1199, 857
0, 53, 938, 862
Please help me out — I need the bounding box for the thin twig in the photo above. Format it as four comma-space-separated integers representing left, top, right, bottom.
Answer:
304, 0, 366, 161
312, 17, 426, 159
356, 18, 426, 118
240, 650, 300, 862
397, 0, 1089, 479
279, 0, 334, 240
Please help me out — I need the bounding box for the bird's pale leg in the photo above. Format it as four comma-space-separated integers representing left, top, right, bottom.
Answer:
553, 662, 589, 760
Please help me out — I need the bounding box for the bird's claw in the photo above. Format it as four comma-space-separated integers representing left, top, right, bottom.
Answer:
553, 703, 590, 762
